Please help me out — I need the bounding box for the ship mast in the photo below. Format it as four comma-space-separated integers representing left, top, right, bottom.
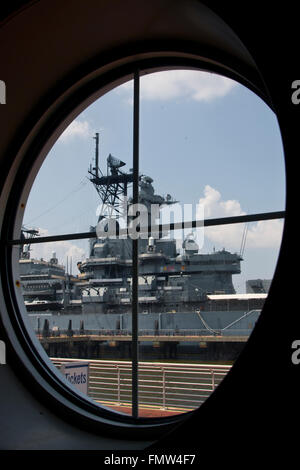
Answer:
94, 132, 99, 179
88, 132, 133, 223
88, 132, 177, 233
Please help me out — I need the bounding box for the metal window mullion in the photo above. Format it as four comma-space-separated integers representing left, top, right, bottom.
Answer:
8, 211, 285, 246
131, 70, 140, 419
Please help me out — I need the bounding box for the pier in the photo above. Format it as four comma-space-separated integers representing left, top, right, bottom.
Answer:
39, 329, 248, 361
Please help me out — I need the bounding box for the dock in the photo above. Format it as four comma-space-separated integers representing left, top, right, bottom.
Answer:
39, 330, 248, 361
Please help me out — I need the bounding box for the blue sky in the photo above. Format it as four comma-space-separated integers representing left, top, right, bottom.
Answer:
23, 70, 285, 292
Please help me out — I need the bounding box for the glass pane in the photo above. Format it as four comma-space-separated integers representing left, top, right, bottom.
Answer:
15, 68, 285, 420
18, 81, 136, 416
136, 69, 285, 416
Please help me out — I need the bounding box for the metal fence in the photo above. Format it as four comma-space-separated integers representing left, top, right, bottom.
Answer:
51, 358, 231, 411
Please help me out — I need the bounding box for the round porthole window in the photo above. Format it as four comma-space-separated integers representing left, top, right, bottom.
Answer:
0, 61, 285, 438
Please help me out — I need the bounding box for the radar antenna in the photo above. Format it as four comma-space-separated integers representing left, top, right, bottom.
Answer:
88, 133, 178, 231
88, 133, 133, 222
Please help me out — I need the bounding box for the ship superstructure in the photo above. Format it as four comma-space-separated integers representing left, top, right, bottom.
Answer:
19, 229, 80, 311
76, 133, 242, 314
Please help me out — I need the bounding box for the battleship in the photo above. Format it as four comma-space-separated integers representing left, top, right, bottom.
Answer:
19, 228, 81, 312
19, 133, 268, 360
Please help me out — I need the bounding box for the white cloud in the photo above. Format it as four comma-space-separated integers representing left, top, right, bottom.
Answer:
246, 218, 284, 249
118, 70, 237, 103
59, 119, 93, 142
197, 185, 284, 251
198, 185, 245, 219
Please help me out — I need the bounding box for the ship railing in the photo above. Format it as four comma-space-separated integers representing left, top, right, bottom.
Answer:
38, 328, 252, 338
51, 357, 232, 413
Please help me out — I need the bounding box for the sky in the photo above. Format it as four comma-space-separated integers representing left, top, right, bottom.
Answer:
22, 70, 286, 293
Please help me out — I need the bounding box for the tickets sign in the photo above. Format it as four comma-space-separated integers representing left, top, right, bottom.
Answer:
60, 362, 89, 395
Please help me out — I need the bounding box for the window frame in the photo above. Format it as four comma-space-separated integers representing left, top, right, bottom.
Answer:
0, 55, 285, 438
